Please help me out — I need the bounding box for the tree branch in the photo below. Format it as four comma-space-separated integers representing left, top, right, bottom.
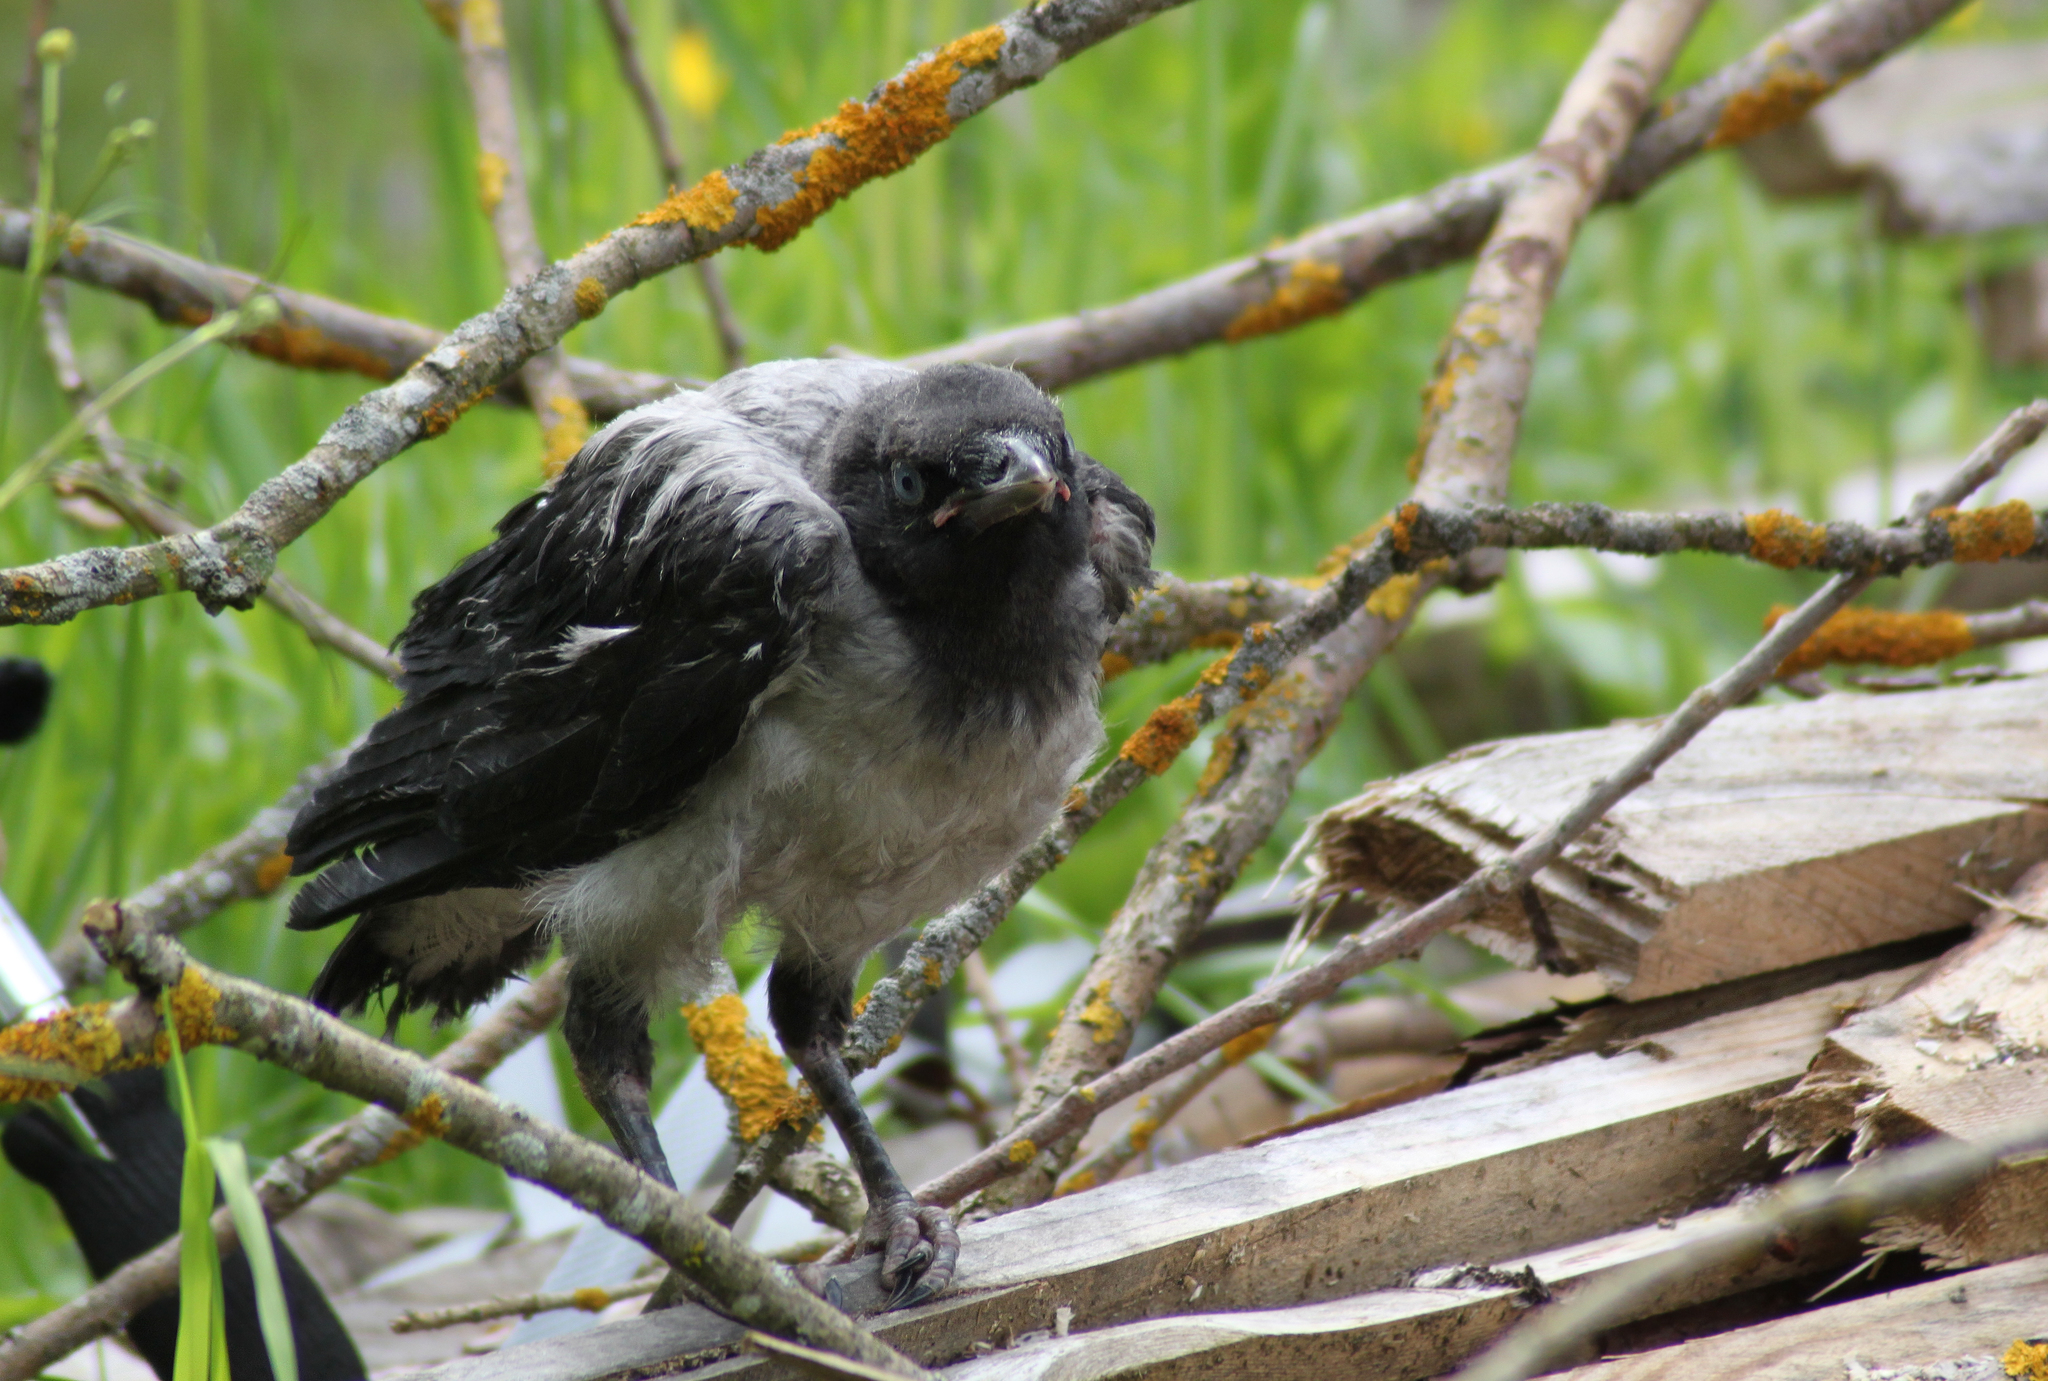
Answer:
0, 0, 1198, 629
0, 960, 569, 1381
909, 400, 2048, 1214
591, 0, 748, 374
0, 204, 682, 419
908, 0, 1967, 391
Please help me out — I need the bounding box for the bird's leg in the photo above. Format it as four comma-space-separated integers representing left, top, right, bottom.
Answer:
563, 969, 675, 1189
769, 956, 958, 1309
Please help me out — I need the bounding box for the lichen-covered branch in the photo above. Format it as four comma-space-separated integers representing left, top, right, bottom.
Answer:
1051, 1047, 1230, 1197
429, 0, 591, 474
1768, 598, 2048, 674
0, 961, 568, 1381
592, 0, 747, 374
911, 401, 2048, 1215
393, 1269, 658, 1333
909, 0, 1966, 391
45, 746, 353, 987
13, 918, 925, 1378
0, 0, 1194, 629
1412, 0, 1711, 523
0, 203, 679, 418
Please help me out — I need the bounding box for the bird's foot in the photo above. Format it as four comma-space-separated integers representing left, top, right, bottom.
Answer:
856, 1194, 957, 1310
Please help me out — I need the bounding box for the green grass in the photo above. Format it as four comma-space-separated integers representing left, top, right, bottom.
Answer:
1, 0, 2045, 1304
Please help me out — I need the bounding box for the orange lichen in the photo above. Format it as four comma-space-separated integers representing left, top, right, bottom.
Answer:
682, 993, 809, 1140
1099, 650, 1135, 681
1007, 1138, 1036, 1164
1408, 304, 1499, 480
1765, 604, 1974, 676
164, 964, 239, 1051
571, 1287, 612, 1313
1223, 259, 1347, 343
1063, 783, 1090, 815
241, 322, 397, 380
404, 1092, 451, 1140
1313, 515, 1392, 584
419, 386, 495, 440
1944, 499, 2038, 563
922, 957, 943, 989
1221, 1024, 1275, 1066
1386, 501, 1425, 556
477, 151, 510, 217
1190, 630, 1242, 652
851, 993, 869, 1019
632, 169, 740, 233
0, 966, 236, 1104
1125, 1115, 1159, 1154
1118, 692, 1202, 776
541, 396, 592, 476
749, 26, 1007, 252
1196, 654, 1234, 688
2005, 1339, 2048, 1381
1193, 730, 1240, 799
1744, 509, 1829, 570
573, 277, 609, 320
1706, 60, 1834, 148
1076, 984, 1125, 1047
1365, 571, 1424, 622
373, 1127, 426, 1164
253, 850, 295, 894
1052, 1168, 1097, 1197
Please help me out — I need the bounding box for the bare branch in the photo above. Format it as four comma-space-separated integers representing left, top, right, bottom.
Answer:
0, 204, 682, 419
911, 400, 2048, 1214
392, 1268, 659, 1333
0, 0, 1198, 629
430, 0, 591, 473
909, 0, 1969, 391
0, 961, 568, 1381
592, 0, 748, 373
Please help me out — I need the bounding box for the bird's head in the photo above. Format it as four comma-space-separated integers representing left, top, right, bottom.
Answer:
824, 364, 1091, 610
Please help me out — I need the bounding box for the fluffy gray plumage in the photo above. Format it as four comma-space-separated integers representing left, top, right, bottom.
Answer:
283, 358, 1154, 1306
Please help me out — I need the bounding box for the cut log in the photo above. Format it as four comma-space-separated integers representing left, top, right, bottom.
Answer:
1309, 677, 2048, 999
399, 966, 1922, 1381
1739, 42, 2048, 237
1761, 864, 2048, 1268
1551, 1251, 2048, 1380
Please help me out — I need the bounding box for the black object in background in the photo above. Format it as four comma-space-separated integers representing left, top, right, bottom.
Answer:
0, 658, 52, 745
3, 1069, 366, 1381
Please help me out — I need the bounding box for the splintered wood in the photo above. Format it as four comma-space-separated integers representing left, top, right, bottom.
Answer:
1309, 678, 2048, 998
1762, 863, 2048, 1269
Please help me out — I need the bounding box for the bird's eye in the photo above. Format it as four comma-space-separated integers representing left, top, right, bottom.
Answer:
891, 464, 926, 506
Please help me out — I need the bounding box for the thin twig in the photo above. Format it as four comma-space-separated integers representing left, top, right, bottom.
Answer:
392, 1268, 661, 1333
0, 960, 570, 1381
0, 0, 1196, 628
591, 0, 747, 373
0, 203, 681, 417
909, 0, 1967, 390
1052, 1048, 1229, 1195
961, 952, 1032, 1099
12, 920, 927, 1379
908, 401, 2048, 1214
1457, 1111, 2048, 1381
430, 0, 591, 474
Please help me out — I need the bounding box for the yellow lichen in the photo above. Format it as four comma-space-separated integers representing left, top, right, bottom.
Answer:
1408, 304, 1499, 480
1125, 1116, 1159, 1154
571, 1286, 612, 1313
1365, 572, 1423, 622
749, 26, 1006, 252
1007, 1139, 1036, 1164
1706, 60, 1834, 148
541, 395, 592, 477
922, 957, 943, 989
1221, 1024, 1275, 1065
373, 1127, 426, 1165
477, 151, 510, 217
1191, 630, 1242, 653
253, 850, 295, 894
419, 386, 495, 440
1076, 984, 1125, 1047
573, 277, 609, 320
1192, 731, 1240, 799
1052, 1168, 1097, 1197
682, 993, 809, 1140
1099, 650, 1135, 681
241, 322, 397, 380
460, 0, 505, 48
1063, 783, 1090, 815
1118, 692, 1202, 775
632, 169, 740, 233
1945, 499, 2037, 563
2005, 1339, 2048, 1380
405, 1092, 451, 1140
1223, 259, 1347, 343
1765, 604, 1975, 676
1745, 509, 1830, 570
0, 1003, 125, 1102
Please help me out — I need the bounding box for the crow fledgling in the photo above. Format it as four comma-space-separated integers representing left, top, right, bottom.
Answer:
284, 360, 1154, 1307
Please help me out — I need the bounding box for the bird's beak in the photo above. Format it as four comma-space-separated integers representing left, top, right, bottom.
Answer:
932, 438, 1068, 533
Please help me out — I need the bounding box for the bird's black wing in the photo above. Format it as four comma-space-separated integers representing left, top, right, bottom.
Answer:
284, 401, 846, 1011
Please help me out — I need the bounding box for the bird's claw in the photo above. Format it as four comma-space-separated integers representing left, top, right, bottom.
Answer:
868, 1195, 957, 1310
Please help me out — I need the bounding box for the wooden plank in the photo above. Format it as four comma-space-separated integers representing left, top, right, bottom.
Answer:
933, 1205, 1858, 1381
1311, 677, 2048, 999
405, 967, 1922, 1381
1763, 864, 2048, 1268
1739, 42, 2048, 237
1553, 1251, 2048, 1380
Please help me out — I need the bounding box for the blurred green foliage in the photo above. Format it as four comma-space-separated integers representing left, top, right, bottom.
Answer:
0, 0, 2044, 1302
